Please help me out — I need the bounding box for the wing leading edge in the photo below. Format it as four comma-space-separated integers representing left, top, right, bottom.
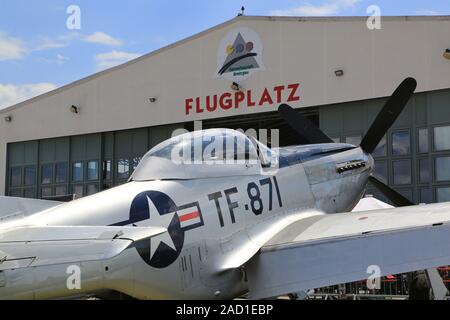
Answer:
245, 202, 450, 299
0, 225, 166, 271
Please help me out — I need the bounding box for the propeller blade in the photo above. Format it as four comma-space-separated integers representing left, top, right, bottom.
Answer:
360, 78, 417, 154
368, 176, 414, 207
278, 104, 333, 144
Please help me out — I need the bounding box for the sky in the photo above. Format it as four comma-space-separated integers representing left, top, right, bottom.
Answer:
0, 0, 448, 109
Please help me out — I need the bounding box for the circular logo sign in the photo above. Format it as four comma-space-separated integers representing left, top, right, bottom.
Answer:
215, 27, 265, 81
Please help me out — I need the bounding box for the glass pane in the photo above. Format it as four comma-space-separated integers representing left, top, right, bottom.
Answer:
436, 187, 450, 203
374, 161, 388, 184
72, 162, 84, 182
103, 160, 112, 180
73, 185, 84, 199
24, 166, 36, 186
55, 186, 67, 196
86, 184, 99, 196
87, 161, 99, 181
10, 167, 22, 187
392, 131, 410, 156
345, 135, 361, 146
24, 188, 35, 199
372, 135, 387, 158
419, 188, 432, 204
117, 159, 130, 180
331, 137, 340, 143
55, 163, 68, 183
395, 188, 413, 202
434, 126, 450, 151
435, 157, 450, 182
41, 164, 53, 185
132, 157, 142, 171
392, 160, 411, 185
41, 187, 53, 198
419, 158, 430, 184
9, 189, 22, 197
102, 181, 113, 190
418, 128, 428, 153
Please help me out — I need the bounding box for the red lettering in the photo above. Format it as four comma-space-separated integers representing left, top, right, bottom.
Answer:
235, 92, 245, 109
247, 90, 256, 107
287, 83, 300, 102
196, 97, 204, 113
206, 95, 218, 112
273, 86, 285, 103
185, 98, 193, 115
259, 88, 274, 106
220, 93, 232, 110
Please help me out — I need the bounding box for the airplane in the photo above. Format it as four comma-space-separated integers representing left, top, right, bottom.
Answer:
1, 77, 450, 300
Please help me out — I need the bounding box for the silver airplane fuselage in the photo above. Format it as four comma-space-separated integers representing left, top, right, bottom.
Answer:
0, 143, 373, 300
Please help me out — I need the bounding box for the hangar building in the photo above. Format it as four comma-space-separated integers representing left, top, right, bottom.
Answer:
1, 15, 450, 204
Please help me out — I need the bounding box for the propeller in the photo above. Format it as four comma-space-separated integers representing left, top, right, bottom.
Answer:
278, 77, 418, 207
278, 104, 334, 144
360, 77, 417, 154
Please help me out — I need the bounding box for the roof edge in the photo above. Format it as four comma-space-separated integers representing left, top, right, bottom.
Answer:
2, 14, 450, 114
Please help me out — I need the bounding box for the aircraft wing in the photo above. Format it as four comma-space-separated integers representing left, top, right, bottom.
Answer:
0, 225, 166, 271
0, 196, 62, 223
245, 202, 450, 299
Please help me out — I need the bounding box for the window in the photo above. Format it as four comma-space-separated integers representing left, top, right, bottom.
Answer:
345, 135, 361, 146
392, 160, 411, 185
436, 187, 450, 203
418, 159, 430, 184
132, 157, 142, 171
41, 164, 53, 185
86, 184, 99, 196
331, 137, 341, 143
9, 189, 22, 197
374, 161, 388, 184
418, 128, 428, 153
10, 167, 22, 187
373, 135, 387, 158
435, 157, 450, 182
117, 159, 130, 180
41, 187, 53, 198
392, 131, 410, 156
87, 161, 99, 181
103, 160, 112, 180
73, 185, 84, 199
55, 163, 68, 183
72, 162, 84, 182
420, 188, 432, 204
24, 188, 35, 199
55, 186, 67, 196
24, 166, 36, 186
434, 126, 450, 151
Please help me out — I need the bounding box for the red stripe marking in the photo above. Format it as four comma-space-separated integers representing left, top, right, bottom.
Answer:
179, 211, 200, 222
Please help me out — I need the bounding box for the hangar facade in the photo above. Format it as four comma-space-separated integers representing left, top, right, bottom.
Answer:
1, 15, 450, 203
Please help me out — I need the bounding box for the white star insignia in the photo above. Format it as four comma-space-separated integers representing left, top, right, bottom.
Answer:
146, 196, 177, 260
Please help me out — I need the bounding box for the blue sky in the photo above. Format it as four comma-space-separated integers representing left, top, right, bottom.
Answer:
0, 0, 448, 108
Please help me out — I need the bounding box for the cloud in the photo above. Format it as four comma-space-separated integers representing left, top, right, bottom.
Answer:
83, 32, 123, 46
270, 0, 361, 16
0, 32, 27, 61
95, 50, 140, 71
56, 54, 69, 65
34, 33, 80, 51
0, 83, 57, 109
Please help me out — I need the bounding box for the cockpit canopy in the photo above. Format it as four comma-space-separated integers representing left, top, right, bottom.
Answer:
131, 129, 264, 181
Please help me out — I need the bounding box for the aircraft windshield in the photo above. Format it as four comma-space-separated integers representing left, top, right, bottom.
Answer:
131, 129, 261, 181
